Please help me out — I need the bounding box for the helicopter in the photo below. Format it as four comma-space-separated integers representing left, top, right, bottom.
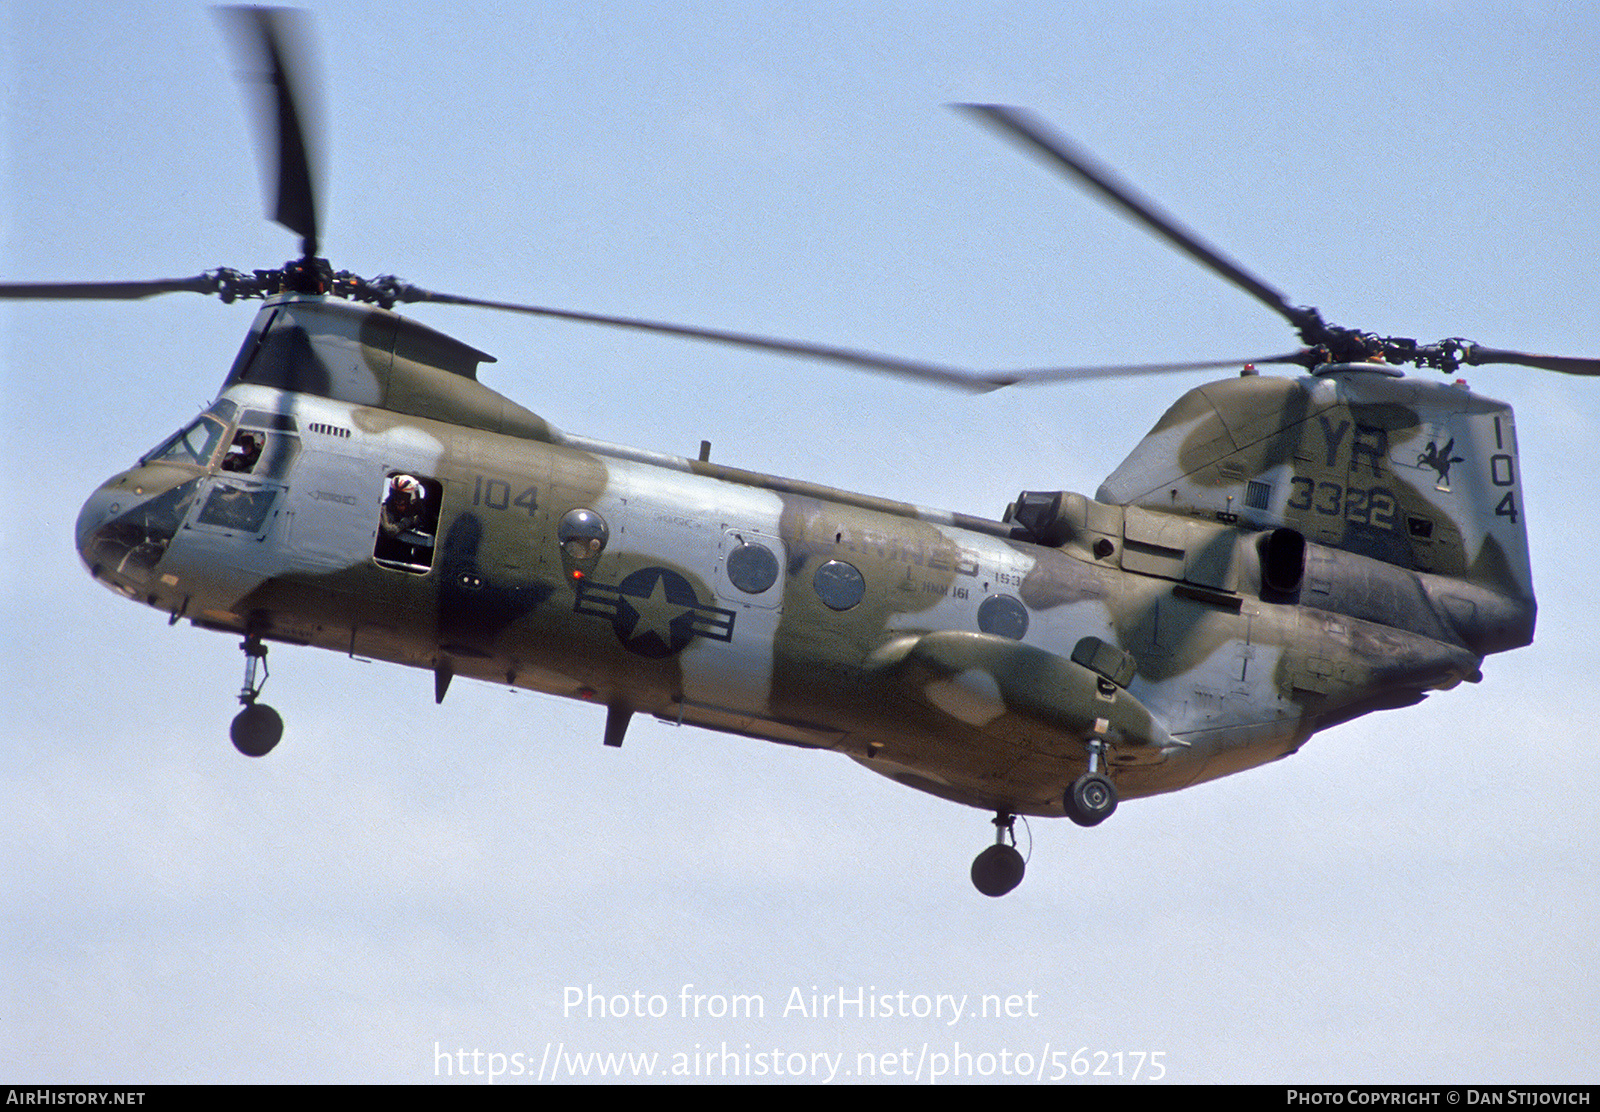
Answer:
5, 9, 1591, 899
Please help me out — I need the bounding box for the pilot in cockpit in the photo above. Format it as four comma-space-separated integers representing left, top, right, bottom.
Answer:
222, 430, 263, 473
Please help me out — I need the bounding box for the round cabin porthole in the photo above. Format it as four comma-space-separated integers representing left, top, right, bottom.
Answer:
558, 508, 609, 560
813, 559, 865, 611
977, 594, 1029, 640
727, 541, 779, 594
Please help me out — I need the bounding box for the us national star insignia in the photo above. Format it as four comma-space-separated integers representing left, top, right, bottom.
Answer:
574, 566, 736, 658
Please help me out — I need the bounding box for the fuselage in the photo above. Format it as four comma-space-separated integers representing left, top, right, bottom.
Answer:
73, 294, 1533, 818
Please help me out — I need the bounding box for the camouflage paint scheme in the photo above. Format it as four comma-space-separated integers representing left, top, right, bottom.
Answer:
75, 294, 1535, 819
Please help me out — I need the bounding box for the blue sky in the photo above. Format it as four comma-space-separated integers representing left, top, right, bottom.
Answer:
3, 0, 1597, 1083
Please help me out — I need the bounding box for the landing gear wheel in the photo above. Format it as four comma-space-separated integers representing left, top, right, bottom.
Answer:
970, 843, 1025, 897
231, 702, 283, 757
970, 811, 1025, 896
1067, 771, 1117, 827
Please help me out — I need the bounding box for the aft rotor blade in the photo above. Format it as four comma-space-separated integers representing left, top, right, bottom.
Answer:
957, 104, 1310, 331
385, 285, 1007, 392
219, 6, 322, 259
1459, 344, 1600, 376
0, 275, 221, 301
988, 351, 1312, 386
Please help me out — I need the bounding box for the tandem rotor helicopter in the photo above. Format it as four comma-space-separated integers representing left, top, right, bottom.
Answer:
7, 9, 1594, 897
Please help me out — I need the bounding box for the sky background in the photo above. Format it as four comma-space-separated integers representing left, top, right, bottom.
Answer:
3, 0, 1597, 1085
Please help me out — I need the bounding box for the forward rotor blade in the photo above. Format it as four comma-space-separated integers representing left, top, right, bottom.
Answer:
957, 104, 1309, 331
218, 6, 322, 259
1460, 345, 1600, 376
0, 275, 220, 301
385, 285, 1006, 392
387, 283, 1290, 390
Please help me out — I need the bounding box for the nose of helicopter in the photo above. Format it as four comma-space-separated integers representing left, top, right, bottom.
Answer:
74, 482, 122, 559
75, 468, 201, 595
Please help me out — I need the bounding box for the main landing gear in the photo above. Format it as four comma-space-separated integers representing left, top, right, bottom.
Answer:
230, 634, 283, 757
970, 741, 1121, 897
1065, 736, 1117, 827
970, 812, 1026, 897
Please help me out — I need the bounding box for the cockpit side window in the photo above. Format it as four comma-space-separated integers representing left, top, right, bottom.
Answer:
220, 426, 298, 479
222, 430, 266, 473
144, 415, 226, 468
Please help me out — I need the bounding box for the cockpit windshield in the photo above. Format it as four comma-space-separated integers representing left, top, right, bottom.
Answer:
143, 414, 227, 468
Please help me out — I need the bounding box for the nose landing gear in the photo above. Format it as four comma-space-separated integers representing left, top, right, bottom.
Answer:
230, 634, 283, 757
970, 812, 1026, 897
